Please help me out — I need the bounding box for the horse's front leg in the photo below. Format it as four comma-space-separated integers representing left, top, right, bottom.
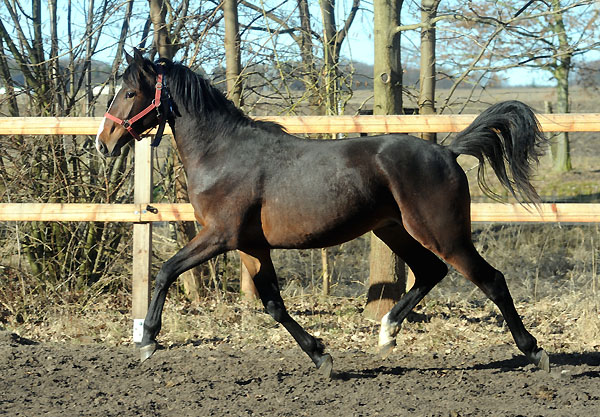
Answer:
139, 228, 229, 362
240, 250, 333, 377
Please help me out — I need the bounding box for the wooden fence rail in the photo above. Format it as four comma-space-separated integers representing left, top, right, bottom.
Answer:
1, 113, 600, 135
1, 115, 598, 342
1, 202, 599, 223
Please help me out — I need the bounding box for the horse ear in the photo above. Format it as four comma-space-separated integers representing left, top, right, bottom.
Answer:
125, 50, 134, 65
133, 48, 144, 63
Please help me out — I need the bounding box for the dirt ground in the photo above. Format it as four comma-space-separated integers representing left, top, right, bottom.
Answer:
1, 328, 599, 417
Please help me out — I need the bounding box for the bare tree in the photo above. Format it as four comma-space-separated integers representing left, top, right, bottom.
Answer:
0, 0, 138, 295
418, 0, 440, 142
447, 1, 597, 170
222, 0, 260, 300
224, 0, 243, 106
364, 0, 405, 321
319, 0, 360, 116
317, 0, 360, 296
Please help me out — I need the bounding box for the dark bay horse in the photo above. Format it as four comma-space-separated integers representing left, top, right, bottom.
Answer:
96, 49, 550, 376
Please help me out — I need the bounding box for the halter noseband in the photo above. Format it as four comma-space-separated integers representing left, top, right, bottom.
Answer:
104, 64, 171, 147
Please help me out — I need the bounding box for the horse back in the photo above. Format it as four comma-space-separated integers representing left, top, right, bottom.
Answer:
253, 133, 467, 249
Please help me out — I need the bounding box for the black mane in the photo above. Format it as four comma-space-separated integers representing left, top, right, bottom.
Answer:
126, 57, 284, 134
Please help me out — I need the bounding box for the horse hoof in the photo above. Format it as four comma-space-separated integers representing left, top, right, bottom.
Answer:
139, 342, 157, 363
378, 341, 396, 359
317, 353, 333, 378
534, 349, 550, 372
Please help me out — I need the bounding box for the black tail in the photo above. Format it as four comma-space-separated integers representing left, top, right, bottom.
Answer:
449, 100, 548, 203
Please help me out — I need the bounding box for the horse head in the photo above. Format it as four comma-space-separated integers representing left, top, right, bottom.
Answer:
96, 48, 166, 156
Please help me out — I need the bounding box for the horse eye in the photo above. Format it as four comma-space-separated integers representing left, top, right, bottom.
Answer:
125, 91, 136, 99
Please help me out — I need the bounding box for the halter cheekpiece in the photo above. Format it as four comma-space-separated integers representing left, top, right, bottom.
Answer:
104, 62, 172, 147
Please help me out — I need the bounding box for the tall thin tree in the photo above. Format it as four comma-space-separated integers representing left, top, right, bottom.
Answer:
364, 0, 405, 321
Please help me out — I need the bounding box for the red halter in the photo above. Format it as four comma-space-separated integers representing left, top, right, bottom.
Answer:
104, 72, 166, 142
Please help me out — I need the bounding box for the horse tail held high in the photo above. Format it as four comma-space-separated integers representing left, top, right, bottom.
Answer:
448, 100, 548, 204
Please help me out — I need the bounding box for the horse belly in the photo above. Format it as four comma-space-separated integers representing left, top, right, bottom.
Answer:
260, 187, 396, 249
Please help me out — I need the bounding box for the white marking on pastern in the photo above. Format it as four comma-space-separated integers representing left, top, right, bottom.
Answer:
378, 311, 400, 347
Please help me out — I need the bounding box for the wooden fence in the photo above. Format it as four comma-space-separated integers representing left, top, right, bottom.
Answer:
1, 114, 599, 341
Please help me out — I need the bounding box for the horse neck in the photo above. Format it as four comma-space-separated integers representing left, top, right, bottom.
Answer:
169, 105, 244, 168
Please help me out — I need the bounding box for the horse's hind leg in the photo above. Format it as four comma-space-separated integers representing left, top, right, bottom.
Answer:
240, 250, 333, 377
373, 224, 448, 357
445, 242, 549, 371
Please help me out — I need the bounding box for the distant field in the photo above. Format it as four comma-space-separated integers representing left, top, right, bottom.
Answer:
346, 86, 600, 114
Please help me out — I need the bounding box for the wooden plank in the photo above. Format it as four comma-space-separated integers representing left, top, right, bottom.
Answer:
266, 113, 600, 134
138, 202, 196, 222
132, 138, 153, 342
0, 117, 106, 135
471, 203, 600, 223
138, 203, 600, 223
534, 113, 600, 133
1, 113, 599, 135
0, 203, 140, 222
2, 202, 599, 223
260, 115, 475, 134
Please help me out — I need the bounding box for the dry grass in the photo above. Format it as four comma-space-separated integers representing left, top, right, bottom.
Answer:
2, 217, 598, 358
2, 286, 598, 359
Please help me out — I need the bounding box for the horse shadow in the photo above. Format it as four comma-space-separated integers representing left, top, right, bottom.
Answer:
332, 351, 600, 381
471, 351, 600, 370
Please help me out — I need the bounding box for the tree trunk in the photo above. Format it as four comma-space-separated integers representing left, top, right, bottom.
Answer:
319, 0, 338, 117
224, 0, 242, 106
418, 0, 439, 143
85, 0, 95, 116
224, 0, 259, 299
550, 0, 572, 172
49, 0, 62, 114
372, 0, 403, 116
0, 37, 19, 116
367, 236, 405, 319
317, 0, 339, 297
364, 0, 405, 321
148, 0, 205, 300
321, 248, 330, 296
297, 0, 321, 113
110, 0, 134, 97
552, 65, 571, 172
401, 0, 440, 291
148, 0, 174, 58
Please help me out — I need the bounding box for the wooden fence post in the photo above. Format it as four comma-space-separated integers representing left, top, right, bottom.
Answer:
132, 137, 153, 344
